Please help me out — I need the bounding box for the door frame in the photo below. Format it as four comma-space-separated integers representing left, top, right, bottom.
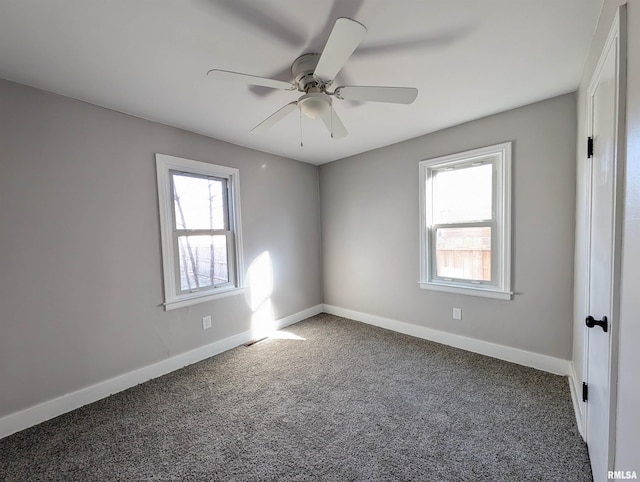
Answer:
582, 5, 627, 473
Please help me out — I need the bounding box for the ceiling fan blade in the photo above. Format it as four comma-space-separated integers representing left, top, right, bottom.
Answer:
208, 69, 295, 91
251, 102, 298, 132
320, 107, 348, 139
334, 86, 418, 104
308, 0, 365, 53
314, 18, 367, 84
249, 65, 293, 97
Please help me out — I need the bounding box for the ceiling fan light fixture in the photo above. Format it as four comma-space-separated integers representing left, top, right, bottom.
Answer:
298, 92, 331, 119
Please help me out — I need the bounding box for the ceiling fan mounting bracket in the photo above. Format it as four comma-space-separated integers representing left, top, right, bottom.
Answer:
292, 53, 329, 92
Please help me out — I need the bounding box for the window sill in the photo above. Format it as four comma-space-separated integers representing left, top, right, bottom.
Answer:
419, 282, 512, 300
163, 286, 246, 311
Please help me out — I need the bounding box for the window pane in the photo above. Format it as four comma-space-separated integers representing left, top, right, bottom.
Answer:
212, 235, 229, 284
436, 227, 491, 281
433, 164, 492, 223
178, 235, 229, 291
172, 173, 225, 230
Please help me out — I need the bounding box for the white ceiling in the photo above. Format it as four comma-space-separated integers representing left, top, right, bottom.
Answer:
0, 0, 603, 165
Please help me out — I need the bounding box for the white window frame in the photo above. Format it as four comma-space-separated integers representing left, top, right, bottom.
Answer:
419, 142, 512, 300
156, 153, 244, 310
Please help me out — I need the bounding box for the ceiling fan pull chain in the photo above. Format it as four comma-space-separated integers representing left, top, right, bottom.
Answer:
331, 108, 334, 138
299, 108, 304, 147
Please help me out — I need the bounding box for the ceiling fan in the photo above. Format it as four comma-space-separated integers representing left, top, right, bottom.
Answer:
207, 17, 418, 140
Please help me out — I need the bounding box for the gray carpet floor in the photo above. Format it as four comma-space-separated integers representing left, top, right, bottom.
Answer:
0, 313, 592, 481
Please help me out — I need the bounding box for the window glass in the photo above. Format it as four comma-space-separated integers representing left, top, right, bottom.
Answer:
435, 227, 491, 281
172, 173, 226, 230
177, 235, 229, 291
433, 163, 492, 223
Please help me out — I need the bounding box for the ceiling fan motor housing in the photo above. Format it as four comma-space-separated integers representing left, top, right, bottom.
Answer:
292, 53, 325, 92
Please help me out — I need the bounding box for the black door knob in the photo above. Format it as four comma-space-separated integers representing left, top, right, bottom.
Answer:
586, 315, 608, 332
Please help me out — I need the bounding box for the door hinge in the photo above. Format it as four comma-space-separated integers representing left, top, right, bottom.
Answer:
587, 137, 594, 158
582, 382, 588, 402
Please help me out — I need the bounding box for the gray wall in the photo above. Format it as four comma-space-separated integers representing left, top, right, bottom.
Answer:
0, 79, 322, 418
320, 93, 577, 359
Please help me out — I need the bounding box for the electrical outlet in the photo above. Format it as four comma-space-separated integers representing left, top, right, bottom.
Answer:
452, 308, 462, 320
202, 315, 212, 330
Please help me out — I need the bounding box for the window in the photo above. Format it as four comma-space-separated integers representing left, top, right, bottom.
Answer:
419, 142, 512, 300
156, 154, 244, 310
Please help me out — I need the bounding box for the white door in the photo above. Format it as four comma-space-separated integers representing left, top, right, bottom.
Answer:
585, 9, 625, 482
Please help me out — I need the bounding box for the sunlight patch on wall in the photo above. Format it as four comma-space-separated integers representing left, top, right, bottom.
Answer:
246, 251, 274, 311
245, 251, 306, 341
246, 251, 275, 338
251, 298, 275, 338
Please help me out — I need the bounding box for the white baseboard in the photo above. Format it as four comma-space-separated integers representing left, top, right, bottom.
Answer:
568, 361, 586, 440
1, 304, 578, 441
0, 304, 323, 440
323, 304, 572, 376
